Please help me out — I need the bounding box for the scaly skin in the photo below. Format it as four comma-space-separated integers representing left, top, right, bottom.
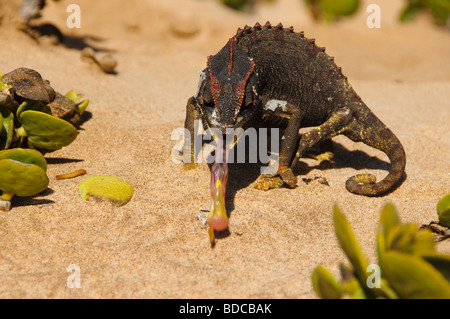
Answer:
183, 22, 406, 196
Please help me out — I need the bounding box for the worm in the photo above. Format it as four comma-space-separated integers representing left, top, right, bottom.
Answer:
56, 169, 87, 180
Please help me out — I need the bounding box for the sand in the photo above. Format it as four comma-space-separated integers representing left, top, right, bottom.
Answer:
0, 0, 449, 298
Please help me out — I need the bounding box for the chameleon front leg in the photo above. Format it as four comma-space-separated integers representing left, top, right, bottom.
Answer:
183, 96, 201, 170
255, 102, 302, 191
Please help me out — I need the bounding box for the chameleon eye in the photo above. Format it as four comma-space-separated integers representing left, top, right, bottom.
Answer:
202, 90, 214, 108
243, 84, 254, 108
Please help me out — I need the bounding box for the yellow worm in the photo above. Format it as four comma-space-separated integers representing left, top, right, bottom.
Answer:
56, 169, 87, 180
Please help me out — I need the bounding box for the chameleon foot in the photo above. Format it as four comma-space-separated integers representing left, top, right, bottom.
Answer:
279, 168, 297, 188
183, 162, 199, 171
254, 175, 284, 191
307, 151, 335, 167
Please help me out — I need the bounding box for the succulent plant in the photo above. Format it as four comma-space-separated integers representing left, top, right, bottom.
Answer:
400, 0, 450, 27
312, 203, 450, 299
0, 68, 88, 152
219, 0, 275, 12
0, 67, 89, 211
0, 148, 49, 211
437, 194, 450, 227
304, 0, 360, 22
0, 105, 14, 150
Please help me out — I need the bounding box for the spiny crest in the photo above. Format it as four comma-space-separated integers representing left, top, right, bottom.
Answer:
233, 21, 300, 42
232, 21, 330, 58
228, 21, 348, 82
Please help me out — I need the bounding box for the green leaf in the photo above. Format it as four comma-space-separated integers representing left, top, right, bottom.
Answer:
220, 0, 250, 11
0, 148, 47, 171
76, 99, 89, 114
0, 72, 12, 90
412, 228, 436, 256
312, 266, 342, 299
333, 206, 370, 289
65, 90, 89, 114
65, 90, 81, 103
376, 229, 386, 267
16, 100, 51, 119
340, 277, 366, 299
0, 106, 14, 149
437, 194, 450, 227
386, 224, 415, 251
422, 254, 450, 282
437, 194, 450, 215
378, 278, 399, 299
78, 175, 134, 206
19, 110, 78, 150
0, 112, 3, 147
379, 203, 400, 238
0, 149, 49, 200
377, 203, 400, 260
321, 0, 360, 17
386, 223, 435, 256
381, 251, 450, 299
399, 3, 424, 22
439, 210, 450, 227
428, 0, 450, 25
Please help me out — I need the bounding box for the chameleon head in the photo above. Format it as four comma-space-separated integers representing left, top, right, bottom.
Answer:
195, 38, 258, 136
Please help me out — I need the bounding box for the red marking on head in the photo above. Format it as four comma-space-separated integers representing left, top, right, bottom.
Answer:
228, 38, 234, 75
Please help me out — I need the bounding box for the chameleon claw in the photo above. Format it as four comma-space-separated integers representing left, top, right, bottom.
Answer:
254, 175, 284, 191
307, 151, 335, 166
183, 162, 199, 171
279, 168, 297, 188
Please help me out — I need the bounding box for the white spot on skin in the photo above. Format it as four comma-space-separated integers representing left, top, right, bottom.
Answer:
195, 71, 206, 98
252, 85, 258, 96
265, 99, 288, 112
210, 109, 220, 126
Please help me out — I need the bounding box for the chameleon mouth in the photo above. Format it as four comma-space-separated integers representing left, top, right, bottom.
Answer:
199, 104, 255, 147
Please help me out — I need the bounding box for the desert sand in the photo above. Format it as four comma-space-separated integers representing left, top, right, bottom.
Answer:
0, 0, 449, 298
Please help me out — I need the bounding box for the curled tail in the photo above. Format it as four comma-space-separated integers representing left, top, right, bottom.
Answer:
345, 112, 406, 196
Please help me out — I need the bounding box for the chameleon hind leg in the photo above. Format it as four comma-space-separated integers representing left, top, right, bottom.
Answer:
255, 107, 352, 191
291, 107, 352, 168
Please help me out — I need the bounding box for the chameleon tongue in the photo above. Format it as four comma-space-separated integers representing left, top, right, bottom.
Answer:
208, 179, 228, 231
207, 138, 229, 243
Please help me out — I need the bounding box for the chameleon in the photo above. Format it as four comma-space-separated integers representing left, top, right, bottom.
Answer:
182, 22, 406, 198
